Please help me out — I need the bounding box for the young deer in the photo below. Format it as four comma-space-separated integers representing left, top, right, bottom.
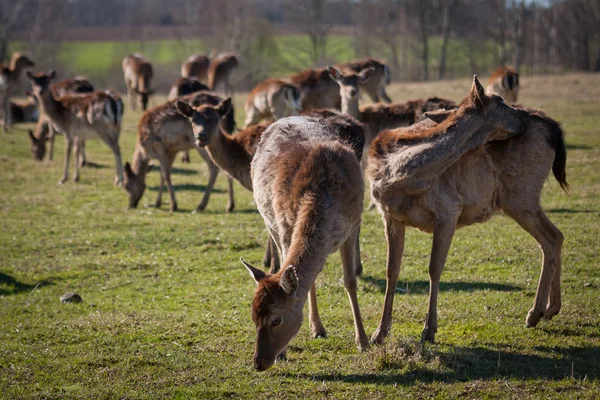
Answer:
367, 76, 567, 344
288, 67, 341, 111
0, 53, 35, 132
243, 79, 301, 127
124, 91, 236, 213
207, 53, 238, 96
487, 66, 519, 103
26, 71, 124, 186
181, 53, 213, 83
335, 58, 392, 103
122, 53, 154, 111
243, 115, 368, 370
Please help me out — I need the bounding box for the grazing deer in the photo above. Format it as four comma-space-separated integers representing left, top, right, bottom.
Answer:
123, 91, 236, 212
0, 53, 35, 132
336, 58, 392, 104
181, 53, 212, 82
122, 53, 154, 111
26, 71, 124, 186
244, 79, 301, 127
242, 115, 368, 370
207, 53, 238, 96
367, 76, 567, 344
288, 67, 341, 111
487, 66, 519, 103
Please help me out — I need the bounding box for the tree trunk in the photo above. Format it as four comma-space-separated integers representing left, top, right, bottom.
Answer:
438, 1, 452, 80
419, 5, 429, 81
512, 0, 526, 72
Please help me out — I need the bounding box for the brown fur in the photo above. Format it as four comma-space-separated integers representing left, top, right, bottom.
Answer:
336, 58, 392, 103
487, 66, 519, 103
168, 77, 209, 102
122, 53, 154, 111
244, 79, 301, 127
181, 54, 211, 82
207, 53, 238, 96
0, 53, 35, 132
288, 68, 341, 111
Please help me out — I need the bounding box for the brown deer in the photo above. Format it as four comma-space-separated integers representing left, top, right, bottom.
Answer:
123, 91, 236, 213
243, 79, 301, 127
242, 115, 368, 370
26, 71, 124, 186
0, 53, 35, 132
122, 53, 154, 111
367, 76, 567, 344
336, 58, 392, 103
487, 66, 519, 103
181, 53, 213, 82
288, 67, 341, 111
207, 53, 238, 96
10, 93, 39, 123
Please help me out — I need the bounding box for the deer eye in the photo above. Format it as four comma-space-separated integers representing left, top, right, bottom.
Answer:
271, 317, 282, 327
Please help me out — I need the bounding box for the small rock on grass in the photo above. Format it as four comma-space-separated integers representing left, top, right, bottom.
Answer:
60, 292, 83, 304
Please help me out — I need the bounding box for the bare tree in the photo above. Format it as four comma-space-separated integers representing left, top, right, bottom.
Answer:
406, 0, 432, 80
0, 0, 28, 62
512, 0, 526, 71
286, 0, 331, 66
438, 0, 457, 80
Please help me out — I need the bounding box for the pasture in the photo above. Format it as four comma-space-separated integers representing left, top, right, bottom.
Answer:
1, 73, 599, 399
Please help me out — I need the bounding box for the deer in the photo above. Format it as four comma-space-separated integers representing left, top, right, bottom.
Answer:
288, 67, 341, 111
122, 53, 154, 111
181, 53, 213, 83
487, 66, 519, 103
123, 91, 236, 213
26, 71, 124, 186
335, 58, 392, 104
367, 76, 567, 345
207, 53, 238, 97
241, 115, 368, 371
243, 79, 302, 127
0, 53, 35, 132
10, 92, 39, 124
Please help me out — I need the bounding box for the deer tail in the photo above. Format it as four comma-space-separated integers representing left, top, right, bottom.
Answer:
547, 119, 570, 194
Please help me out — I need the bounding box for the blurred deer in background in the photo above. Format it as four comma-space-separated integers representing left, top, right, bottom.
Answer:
122, 53, 154, 111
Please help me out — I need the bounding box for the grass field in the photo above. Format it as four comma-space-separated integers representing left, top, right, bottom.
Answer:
1, 73, 599, 399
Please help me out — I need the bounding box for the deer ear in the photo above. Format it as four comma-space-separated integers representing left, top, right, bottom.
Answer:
470, 75, 487, 109
217, 98, 232, 116
359, 67, 375, 83
175, 101, 194, 118
124, 162, 133, 177
241, 258, 266, 284
328, 66, 343, 82
280, 265, 298, 296
424, 109, 453, 123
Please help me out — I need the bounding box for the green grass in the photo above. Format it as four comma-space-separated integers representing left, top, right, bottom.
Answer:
1, 73, 600, 399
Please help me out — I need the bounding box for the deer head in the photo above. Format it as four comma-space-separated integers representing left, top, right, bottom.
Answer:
241, 258, 304, 371
12, 53, 35, 71
25, 70, 56, 96
123, 162, 147, 209
28, 130, 46, 161
328, 66, 374, 116
176, 98, 232, 147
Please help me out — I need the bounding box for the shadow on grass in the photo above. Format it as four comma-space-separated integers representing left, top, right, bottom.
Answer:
546, 208, 595, 214
565, 143, 592, 150
360, 276, 520, 294
0, 272, 55, 296
147, 165, 198, 176
281, 345, 600, 384
147, 184, 225, 193
81, 161, 106, 169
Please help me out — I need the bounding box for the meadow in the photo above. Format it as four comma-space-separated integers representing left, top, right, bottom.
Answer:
1, 73, 599, 399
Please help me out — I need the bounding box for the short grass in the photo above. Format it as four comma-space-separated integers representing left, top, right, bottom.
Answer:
1, 73, 599, 399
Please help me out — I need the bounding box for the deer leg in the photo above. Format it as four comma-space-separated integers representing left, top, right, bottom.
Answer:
194, 147, 218, 213
421, 219, 456, 344
506, 208, 563, 327
263, 236, 272, 268
354, 225, 363, 276
154, 154, 176, 207
340, 227, 369, 351
308, 284, 327, 338
377, 84, 392, 104
98, 135, 124, 186
127, 83, 135, 112
47, 122, 55, 161
155, 151, 177, 212
225, 175, 235, 212
180, 150, 190, 163
372, 217, 405, 344
72, 138, 81, 182
59, 136, 73, 184
78, 140, 87, 167
269, 237, 281, 274
244, 106, 261, 128
1, 95, 10, 132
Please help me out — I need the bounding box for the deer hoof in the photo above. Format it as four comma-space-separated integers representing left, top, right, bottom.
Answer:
544, 305, 561, 320
357, 339, 370, 352
72, 175, 80, 183
526, 308, 544, 327
420, 328, 436, 344
58, 177, 67, 185
114, 177, 123, 187
310, 324, 327, 339
170, 204, 178, 213
370, 327, 388, 345
226, 203, 235, 213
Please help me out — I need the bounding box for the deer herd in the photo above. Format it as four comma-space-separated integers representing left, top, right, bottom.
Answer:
2, 49, 568, 371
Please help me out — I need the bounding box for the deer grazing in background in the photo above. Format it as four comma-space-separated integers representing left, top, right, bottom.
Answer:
122, 53, 154, 111
242, 115, 368, 371
181, 53, 214, 83
123, 91, 236, 213
207, 53, 238, 96
367, 76, 567, 344
243, 79, 302, 127
26, 71, 124, 186
487, 66, 519, 103
288, 67, 341, 111
336, 58, 392, 104
0, 53, 35, 132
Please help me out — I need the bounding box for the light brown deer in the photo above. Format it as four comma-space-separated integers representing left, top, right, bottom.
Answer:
487, 66, 519, 103
242, 115, 368, 371
122, 53, 154, 111
0, 53, 35, 132
181, 53, 213, 82
123, 91, 236, 212
367, 76, 567, 344
207, 53, 238, 96
336, 58, 392, 103
26, 71, 124, 186
288, 67, 341, 111
243, 79, 301, 127
10, 93, 39, 124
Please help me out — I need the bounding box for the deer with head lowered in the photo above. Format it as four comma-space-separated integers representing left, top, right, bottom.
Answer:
238, 115, 368, 371
122, 53, 154, 111
124, 91, 236, 213
26, 71, 124, 186
243, 79, 301, 127
207, 53, 238, 97
367, 76, 567, 344
487, 66, 519, 103
181, 52, 214, 83
0, 52, 35, 132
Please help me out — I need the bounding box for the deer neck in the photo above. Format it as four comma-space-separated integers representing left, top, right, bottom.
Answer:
341, 95, 359, 119
35, 91, 65, 127
131, 146, 150, 178
205, 128, 253, 191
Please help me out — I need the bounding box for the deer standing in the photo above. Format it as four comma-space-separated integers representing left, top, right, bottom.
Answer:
123, 91, 235, 212
487, 66, 519, 103
26, 71, 124, 186
335, 58, 392, 103
207, 53, 238, 97
181, 53, 213, 83
122, 53, 154, 111
0, 53, 35, 132
242, 115, 368, 371
244, 79, 301, 127
288, 67, 341, 111
367, 76, 567, 344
